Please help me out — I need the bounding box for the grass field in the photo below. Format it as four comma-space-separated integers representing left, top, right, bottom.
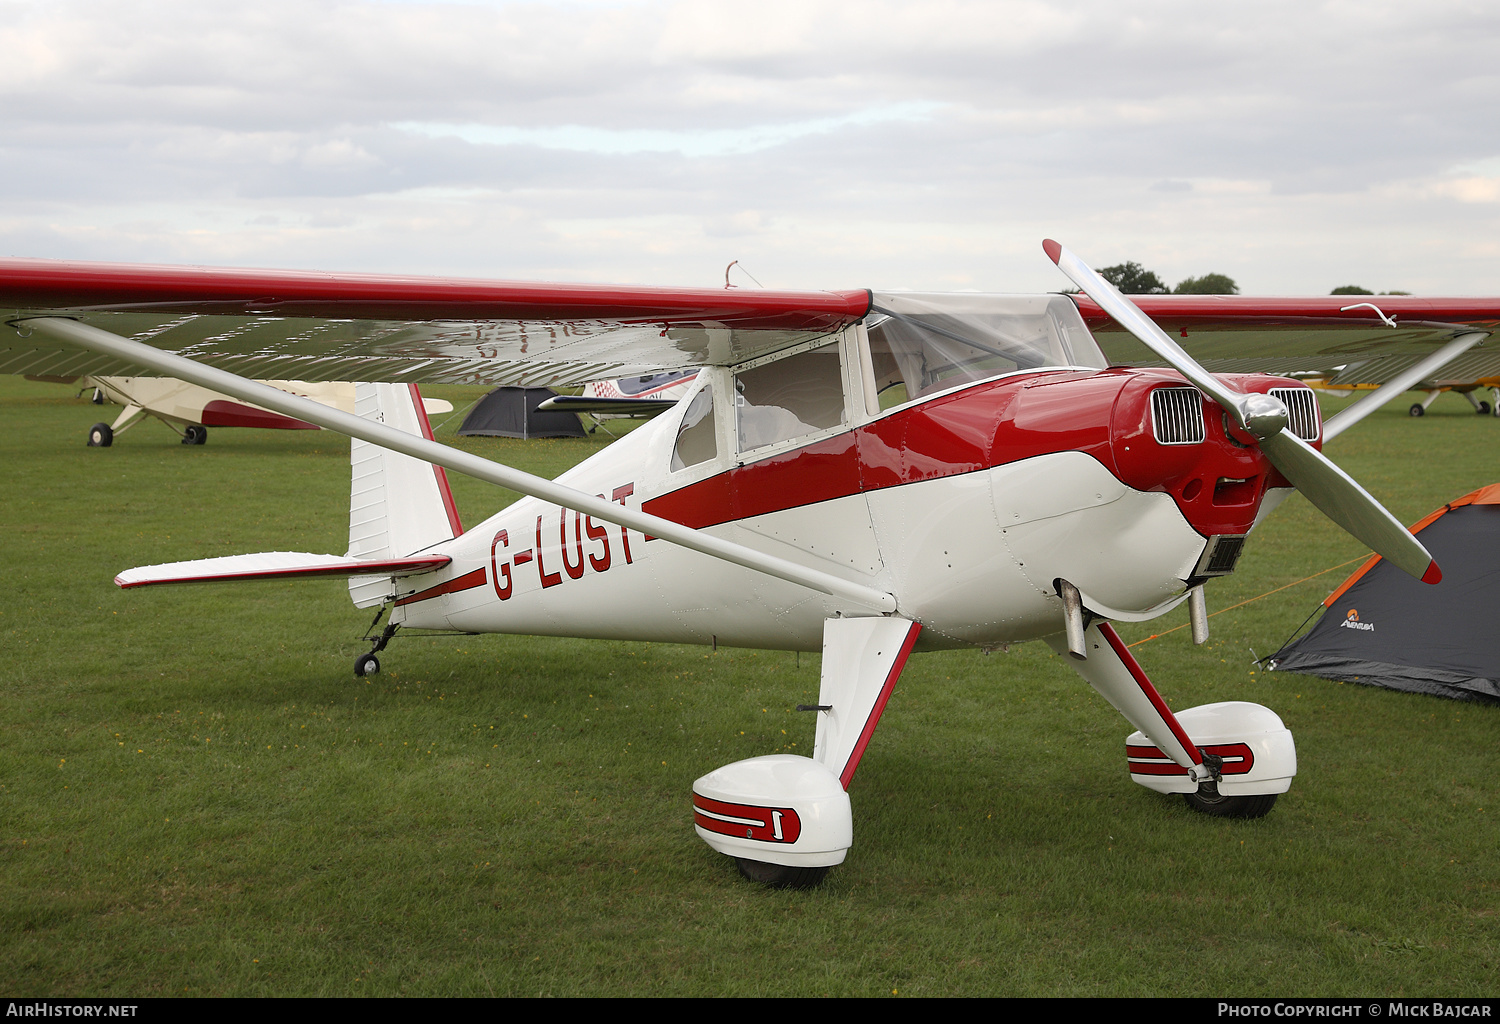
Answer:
1, 375, 1496, 997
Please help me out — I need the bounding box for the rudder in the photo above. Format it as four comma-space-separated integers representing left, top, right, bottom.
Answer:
348, 383, 463, 607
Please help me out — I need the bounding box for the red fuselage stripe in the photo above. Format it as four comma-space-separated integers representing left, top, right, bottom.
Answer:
839, 621, 923, 790
643, 371, 1078, 529
395, 567, 488, 607
642, 369, 1294, 541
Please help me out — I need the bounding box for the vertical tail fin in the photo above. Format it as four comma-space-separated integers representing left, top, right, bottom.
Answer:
347, 383, 463, 607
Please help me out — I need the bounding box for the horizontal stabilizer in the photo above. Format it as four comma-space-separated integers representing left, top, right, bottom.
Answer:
115, 551, 450, 589
536, 395, 677, 416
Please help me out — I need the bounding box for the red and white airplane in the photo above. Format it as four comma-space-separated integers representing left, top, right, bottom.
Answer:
3, 244, 1495, 888
540, 370, 701, 419
25, 374, 453, 447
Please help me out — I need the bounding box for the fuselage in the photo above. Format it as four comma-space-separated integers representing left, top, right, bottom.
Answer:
389, 359, 1318, 653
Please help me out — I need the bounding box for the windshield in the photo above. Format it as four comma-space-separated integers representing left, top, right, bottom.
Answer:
865, 293, 1107, 409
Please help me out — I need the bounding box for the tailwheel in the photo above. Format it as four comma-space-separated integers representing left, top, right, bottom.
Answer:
354, 652, 380, 677
1183, 781, 1278, 819
735, 858, 830, 890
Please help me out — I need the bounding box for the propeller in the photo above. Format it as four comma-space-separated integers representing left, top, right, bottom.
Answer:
1043, 239, 1440, 585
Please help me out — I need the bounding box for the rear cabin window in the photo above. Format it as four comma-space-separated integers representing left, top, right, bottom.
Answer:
670, 387, 717, 471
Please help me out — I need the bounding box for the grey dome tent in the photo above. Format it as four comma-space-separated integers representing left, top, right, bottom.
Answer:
457, 386, 586, 439
1269, 482, 1500, 704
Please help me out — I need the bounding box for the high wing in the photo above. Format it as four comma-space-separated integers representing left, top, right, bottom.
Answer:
6, 257, 1500, 393
1076, 293, 1500, 384
0, 257, 869, 387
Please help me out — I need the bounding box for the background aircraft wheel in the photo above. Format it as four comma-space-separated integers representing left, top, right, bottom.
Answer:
1478, 401, 1491, 415
87, 422, 113, 447
735, 858, 830, 889
1408, 403, 1425, 417
1183, 783, 1277, 819
182, 425, 208, 445
354, 652, 380, 677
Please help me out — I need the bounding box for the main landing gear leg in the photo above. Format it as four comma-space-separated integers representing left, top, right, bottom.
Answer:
692, 616, 923, 888
1048, 620, 1295, 818
1409, 389, 1442, 417
354, 605, 398, 677
1461, 390, 1491, 416
88, 405, 148, 447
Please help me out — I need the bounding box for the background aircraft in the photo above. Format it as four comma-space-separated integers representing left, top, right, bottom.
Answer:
25, 373, 453, 446
3, 247, 1496, 887
1304, 375, 1499, 418
539, 370, 701, 420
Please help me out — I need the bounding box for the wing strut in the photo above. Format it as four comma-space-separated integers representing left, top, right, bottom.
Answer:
18, 316, 897, 615
1321, 331, 1488, 441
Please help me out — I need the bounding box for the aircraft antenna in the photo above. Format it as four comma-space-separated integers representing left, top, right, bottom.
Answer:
724, 260, 764, 289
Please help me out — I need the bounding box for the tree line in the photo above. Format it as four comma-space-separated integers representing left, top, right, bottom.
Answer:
1096, 262, 1407, 296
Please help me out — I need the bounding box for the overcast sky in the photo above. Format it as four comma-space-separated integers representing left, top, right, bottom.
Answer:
2, 0, 1498, 294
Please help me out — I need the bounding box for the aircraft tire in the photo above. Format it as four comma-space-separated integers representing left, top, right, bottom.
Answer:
1478, 402, 1491, 416
1183, 783, 1277, 819
183, 425, 208, 445
1408, 404, 1425, 417
734, 858, 830, 889
87, 422, 113, 447
354, 652, 380, 677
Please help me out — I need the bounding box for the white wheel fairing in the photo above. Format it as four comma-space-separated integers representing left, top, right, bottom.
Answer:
1125, 702, 1297, 797
693, 755, 852, 868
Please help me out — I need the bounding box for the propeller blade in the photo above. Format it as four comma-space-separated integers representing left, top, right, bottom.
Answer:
1043, 239, 1246, 420
1256, 429, 1440, 583
1043, 238, 1440, 584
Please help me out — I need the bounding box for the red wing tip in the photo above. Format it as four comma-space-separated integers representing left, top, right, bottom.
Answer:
1421, 561, 1442, 585
1042, 239, 1063, 264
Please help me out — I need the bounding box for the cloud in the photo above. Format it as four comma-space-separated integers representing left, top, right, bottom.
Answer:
1, 0, 1498, 292
394, 103, 939, 157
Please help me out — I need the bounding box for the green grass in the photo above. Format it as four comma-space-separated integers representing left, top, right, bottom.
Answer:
1, 376, 1496, 996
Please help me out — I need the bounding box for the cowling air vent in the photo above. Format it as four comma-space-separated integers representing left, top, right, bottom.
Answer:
1150, 387, 1206, 445
1193, 534, 1248, 578
1269, 387, 1320, 441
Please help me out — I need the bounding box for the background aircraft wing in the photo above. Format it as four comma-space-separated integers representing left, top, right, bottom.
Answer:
0, 258, 870, 388
1074, 294, 1500, 383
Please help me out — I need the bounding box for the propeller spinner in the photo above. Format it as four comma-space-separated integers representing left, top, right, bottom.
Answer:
1043, 239, 1440, 585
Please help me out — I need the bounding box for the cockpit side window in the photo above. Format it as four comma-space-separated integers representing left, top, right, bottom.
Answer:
735, 341, 845, 452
